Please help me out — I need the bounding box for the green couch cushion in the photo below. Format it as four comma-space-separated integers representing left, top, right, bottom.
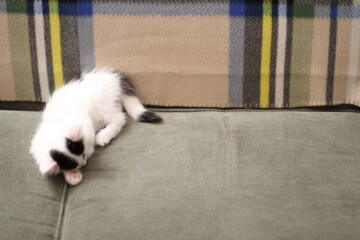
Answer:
60, 111, 360, 240
0, 111, 65, 240
1, 110, 359, 240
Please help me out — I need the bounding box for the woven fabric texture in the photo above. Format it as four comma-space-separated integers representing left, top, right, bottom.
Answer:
0, 0, 359, 108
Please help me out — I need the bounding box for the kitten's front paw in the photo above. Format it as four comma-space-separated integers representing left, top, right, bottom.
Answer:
96, 131, 112, 146
64, 170, 83, 186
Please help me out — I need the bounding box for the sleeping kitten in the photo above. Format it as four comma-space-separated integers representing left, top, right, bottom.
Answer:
30, 69, 162, 185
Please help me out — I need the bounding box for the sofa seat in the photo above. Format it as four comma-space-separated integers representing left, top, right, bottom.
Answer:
0, 110, 359, 240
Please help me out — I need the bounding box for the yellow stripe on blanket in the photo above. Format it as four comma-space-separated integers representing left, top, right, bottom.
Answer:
260, 2, 272, 108
49, 0, 64, 89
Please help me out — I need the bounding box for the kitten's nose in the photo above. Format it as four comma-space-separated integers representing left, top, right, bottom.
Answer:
78, 160, 87, 168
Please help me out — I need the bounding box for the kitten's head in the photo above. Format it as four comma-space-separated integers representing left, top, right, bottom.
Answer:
31, 122, 91, 176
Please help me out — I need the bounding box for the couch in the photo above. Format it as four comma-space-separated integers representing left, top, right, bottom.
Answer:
1, 1, 359, 240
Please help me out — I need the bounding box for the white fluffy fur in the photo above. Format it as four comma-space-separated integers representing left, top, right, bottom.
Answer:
30, 69, 155, 185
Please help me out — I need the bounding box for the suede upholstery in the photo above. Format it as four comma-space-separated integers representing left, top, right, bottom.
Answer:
0, 110, 359, 240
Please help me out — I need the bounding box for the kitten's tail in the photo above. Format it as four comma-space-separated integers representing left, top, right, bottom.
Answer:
119, 75, 162, 123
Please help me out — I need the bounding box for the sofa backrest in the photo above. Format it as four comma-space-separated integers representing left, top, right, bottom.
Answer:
0, 1, 359, 109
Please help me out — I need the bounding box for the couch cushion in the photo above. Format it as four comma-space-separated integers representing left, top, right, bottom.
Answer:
59, 110, 360, 240
0, 111, 65, 240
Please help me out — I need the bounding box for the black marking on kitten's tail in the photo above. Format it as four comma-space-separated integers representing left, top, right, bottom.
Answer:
66, 138, 84, 156
139, 111, 163, 123
50, 150, 79, 170
112, 70, 136, 96
113, 70, 163, 123
120, 75, 136, 96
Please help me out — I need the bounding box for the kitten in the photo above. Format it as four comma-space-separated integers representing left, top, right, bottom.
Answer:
30, 69, 162, 185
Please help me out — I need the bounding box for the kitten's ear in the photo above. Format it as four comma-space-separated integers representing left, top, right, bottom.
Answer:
67, 124, 82, 141
39, 159, 60, 176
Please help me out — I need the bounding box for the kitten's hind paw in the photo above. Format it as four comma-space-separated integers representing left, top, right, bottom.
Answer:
64, 170, 83, 186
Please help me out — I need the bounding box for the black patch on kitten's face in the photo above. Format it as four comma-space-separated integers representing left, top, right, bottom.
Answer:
66, 138, 84, 156
50, 150, 79, 170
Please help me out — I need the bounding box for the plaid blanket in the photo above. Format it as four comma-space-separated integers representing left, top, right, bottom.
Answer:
0, 1, 359, 108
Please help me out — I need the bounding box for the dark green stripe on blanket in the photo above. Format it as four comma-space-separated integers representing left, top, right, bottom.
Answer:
243, 16, 262, 107
326, 1, 338, 103
43, 2, 55, 93
60, 16, 81, 82
27, 2, 41, 101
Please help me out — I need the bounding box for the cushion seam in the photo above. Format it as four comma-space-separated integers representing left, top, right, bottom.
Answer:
1, 99, 360, 108
54, 183, 69, 240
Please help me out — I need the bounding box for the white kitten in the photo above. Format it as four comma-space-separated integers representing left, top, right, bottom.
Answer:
30, 69, 162, 185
